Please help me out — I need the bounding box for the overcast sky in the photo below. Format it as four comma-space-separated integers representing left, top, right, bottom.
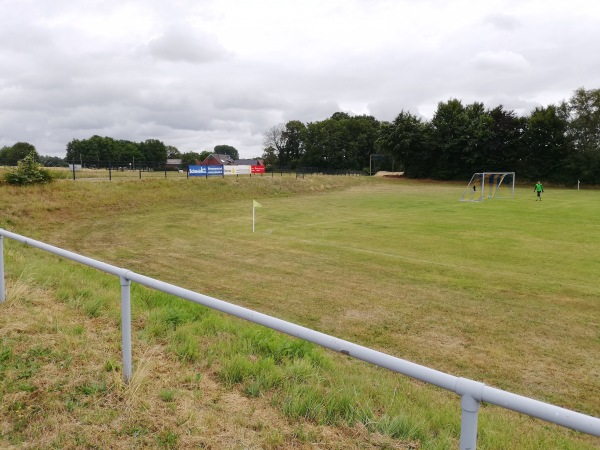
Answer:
1, 0, 599, 158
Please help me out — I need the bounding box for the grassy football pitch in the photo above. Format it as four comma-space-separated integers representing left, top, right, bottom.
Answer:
0, 176, 598, 448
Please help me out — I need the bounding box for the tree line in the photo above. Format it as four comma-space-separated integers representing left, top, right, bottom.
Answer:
64, 138, 240, 168
262, 87, 600, 184
0, 138, 241, 169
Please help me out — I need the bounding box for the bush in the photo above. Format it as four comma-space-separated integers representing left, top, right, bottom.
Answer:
4, 152, 53, 185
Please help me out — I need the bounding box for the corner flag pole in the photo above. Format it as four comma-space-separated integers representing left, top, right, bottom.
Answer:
252, 200, 261, 232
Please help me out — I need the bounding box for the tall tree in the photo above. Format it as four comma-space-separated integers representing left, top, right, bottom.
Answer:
166, 146, 181, 159
303, 118, 345, 169
139, 139, 167, 167
263, 124, 286, 165
559, 87, 600, 183
261, 146, 278, 168
302, 113, 380, 171
377, 111, 433, 177
66, 136, 119, 166
560, 87, 600, 154
430, 100, 492, 179
484, 106, 526, 172
521, 105, 569, 182
214, 145, 239, 160
0, 142, 39, 165
345, 114, 381, 170
116, 140, 143, 165
282, 120, 306, 168
180, 151, 206, 165
39, 155, 67, 167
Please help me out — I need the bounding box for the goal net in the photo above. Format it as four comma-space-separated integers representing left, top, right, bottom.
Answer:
459, 172, 515, 202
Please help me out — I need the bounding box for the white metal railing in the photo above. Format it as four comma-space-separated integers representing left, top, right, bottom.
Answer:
1, 228, 599, 449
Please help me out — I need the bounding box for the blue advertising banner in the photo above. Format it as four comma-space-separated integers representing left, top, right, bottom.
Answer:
189, 165, 224, 177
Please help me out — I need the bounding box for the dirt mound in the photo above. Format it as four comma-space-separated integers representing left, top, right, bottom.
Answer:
374, 171, 404, 177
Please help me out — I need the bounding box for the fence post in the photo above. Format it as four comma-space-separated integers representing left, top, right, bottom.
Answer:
120, 276, 132, 383
0, 236, 5, 303
460, 394, 480, 449
456, 378, 484, 450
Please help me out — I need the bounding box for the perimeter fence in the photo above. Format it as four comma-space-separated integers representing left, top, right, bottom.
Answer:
0, 160, 363, 180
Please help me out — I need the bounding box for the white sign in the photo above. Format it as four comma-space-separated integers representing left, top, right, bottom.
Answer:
223, 165, 251, 175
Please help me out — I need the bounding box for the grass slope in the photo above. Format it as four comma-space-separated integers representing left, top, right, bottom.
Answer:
0, 176, 598, 449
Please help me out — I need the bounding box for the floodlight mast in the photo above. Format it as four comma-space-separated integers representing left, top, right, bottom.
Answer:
369, 154, 383, 176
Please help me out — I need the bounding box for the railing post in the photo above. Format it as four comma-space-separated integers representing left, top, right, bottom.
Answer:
0, 236, 5, 303
120, 276, 132, 383
456, 377, 484, 450
460, 394, 480, 450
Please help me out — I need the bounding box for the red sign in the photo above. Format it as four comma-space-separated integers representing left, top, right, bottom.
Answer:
251, 165, 265, 174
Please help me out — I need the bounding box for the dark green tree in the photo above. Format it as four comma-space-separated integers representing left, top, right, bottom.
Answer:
115, 140, 143, 166
560, 87, 600, 154
261, 146, 278, 168
166, 146, 181, 159
180, 151, 206, 165
376, 111, 433, 178
559, 87, 600, 183
214, 145, 239, 160
430, 100, 492, 179
345, 114, 381, 171
39, 155, 67, 167
66, 136, 120, 166
0, 142, 39, 165
302, 113, 379, 171
483, 106, 526, 172
521, 105, 569, 182
282, 120, 306, 168
303, 118, 343, 169
139, 139, 167, 167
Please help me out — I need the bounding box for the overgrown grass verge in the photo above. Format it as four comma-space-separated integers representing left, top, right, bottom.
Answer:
1, 264, 414, 449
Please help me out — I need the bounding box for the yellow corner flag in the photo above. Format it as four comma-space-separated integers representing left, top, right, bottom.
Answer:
253, 200, 261, 208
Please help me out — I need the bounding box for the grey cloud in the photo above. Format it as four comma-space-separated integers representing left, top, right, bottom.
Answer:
147, 27, 229, 63
284, 99, 342, 123
212, 92, 285, 112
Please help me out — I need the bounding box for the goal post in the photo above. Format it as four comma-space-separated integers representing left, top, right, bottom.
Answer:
460, 172, 515, 202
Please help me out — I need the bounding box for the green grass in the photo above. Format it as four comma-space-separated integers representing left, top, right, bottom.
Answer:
0, 176, 598, 449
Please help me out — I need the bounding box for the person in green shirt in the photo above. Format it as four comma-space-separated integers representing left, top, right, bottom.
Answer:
534, 181, 544, 201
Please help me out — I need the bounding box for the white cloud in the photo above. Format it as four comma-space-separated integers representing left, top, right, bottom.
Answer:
483, 13, 521, 31
471, 50, 530, 71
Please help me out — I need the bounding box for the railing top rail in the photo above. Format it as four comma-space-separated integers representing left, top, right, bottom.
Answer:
1, 228, 599, 438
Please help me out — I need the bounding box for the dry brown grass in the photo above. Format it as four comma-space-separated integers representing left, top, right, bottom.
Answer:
0, 272, 414, 449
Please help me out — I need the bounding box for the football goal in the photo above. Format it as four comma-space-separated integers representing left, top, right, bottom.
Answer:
460, 172, 515, 202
